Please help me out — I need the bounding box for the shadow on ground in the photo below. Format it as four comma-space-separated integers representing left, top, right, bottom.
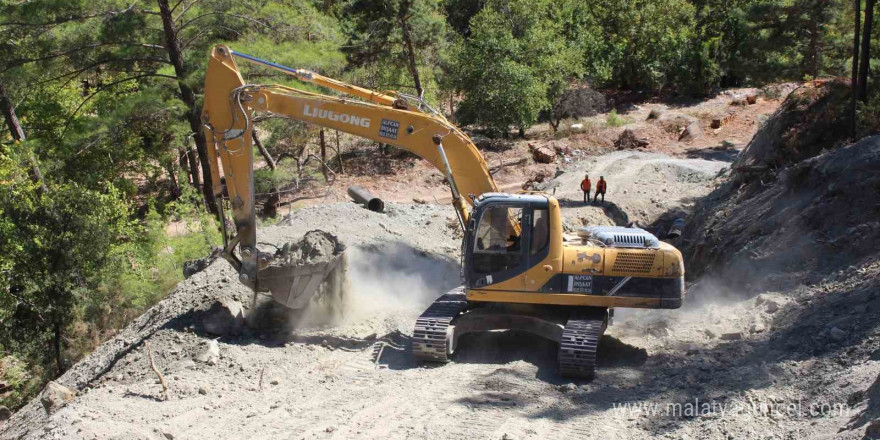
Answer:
684, 145, 740, 162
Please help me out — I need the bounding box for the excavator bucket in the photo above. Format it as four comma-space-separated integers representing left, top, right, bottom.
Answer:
256, 230, 347, 310
258, 254, 346, 309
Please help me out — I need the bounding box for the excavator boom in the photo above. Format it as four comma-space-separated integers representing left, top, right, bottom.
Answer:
201, 45, 498, 300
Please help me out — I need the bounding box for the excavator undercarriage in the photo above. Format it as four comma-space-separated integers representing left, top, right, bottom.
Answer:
413, 287, 610, 378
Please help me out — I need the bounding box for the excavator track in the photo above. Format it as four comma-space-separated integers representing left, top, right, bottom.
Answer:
412, 287, 468, 363
558, 308, 608, 379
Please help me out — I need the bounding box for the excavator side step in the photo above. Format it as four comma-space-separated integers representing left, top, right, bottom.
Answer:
558, 308, 608, 379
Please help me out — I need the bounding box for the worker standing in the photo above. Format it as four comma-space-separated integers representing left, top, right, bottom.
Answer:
580, 174, 591, 203
595, 176, 607, 203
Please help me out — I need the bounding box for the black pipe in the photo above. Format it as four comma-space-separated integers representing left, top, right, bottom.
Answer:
667, 218, 686, 239
347, 185, 385, 212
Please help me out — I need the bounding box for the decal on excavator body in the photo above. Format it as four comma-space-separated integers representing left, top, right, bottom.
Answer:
303, 104, 371, 128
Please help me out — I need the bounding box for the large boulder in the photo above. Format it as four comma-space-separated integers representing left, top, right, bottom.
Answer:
678, 123, 704, 142
528, 143, 556, 164
521, 170, 552, 191
40, 381, 75, 415
201, 298, 245, 336
657, 113, 697, 133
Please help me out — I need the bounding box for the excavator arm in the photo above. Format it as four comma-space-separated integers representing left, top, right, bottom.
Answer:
200, 45, 498, 291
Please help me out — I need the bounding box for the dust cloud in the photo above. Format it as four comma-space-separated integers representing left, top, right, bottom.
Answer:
341, 244, 461, 322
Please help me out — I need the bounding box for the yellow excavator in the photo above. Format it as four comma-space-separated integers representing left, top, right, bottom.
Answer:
201, 45, 685, 378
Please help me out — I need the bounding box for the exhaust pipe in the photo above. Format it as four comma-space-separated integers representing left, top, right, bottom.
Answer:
347, 185, 385, 212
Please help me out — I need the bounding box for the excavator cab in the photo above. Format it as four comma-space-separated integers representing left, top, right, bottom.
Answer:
464, 194, 551, 289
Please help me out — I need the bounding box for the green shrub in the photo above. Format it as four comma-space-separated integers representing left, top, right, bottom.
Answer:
606, 109, 630, 127
0, 355, 44, 410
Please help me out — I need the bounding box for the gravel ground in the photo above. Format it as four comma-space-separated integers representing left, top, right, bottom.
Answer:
2, 142, 878, 439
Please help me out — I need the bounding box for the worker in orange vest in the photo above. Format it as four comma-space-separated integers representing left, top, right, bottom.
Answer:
595, 176, 607, 203
580, 174, 591, 203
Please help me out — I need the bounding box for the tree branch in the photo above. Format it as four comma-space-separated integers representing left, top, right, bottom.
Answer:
2, 42, 167, 73
173, 0, 203, 22
60, 74, 177, 139
177, 11, 273, 32
36, 57, 172, 86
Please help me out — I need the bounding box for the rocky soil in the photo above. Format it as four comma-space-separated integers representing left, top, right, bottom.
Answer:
3, 84, 879, 440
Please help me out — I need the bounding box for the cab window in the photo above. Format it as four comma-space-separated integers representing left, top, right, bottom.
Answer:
530, 208, 549, 256
473, 206, 523, 274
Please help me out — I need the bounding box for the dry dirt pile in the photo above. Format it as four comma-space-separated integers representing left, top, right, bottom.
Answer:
735, 81, 852, 170
683, 135, 880, 288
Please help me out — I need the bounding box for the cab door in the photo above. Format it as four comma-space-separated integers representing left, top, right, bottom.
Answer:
524, 206, 558, 292
465, 203, 528, 291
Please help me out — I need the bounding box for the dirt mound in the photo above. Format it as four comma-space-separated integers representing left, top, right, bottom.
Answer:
735, 81, 851, 172
682, 135, 880, 290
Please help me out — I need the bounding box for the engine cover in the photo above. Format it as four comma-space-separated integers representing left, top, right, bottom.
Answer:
577, 226, 660, 249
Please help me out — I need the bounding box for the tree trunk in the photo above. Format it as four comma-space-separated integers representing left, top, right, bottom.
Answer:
859, 0, 875, 102
808, 20, 820, 77
187, 145, 201, 189
165, 160, 181, 199
0, 83, 25, 140
178, 147, 191, 185
449, 95, 455, 124
252, 129, 276, 170
852, 0, 861, 136
320, 129, 327, 180
54, 321, 63, 375
1, 82, 47, 192
335, 131, 344, 174
398, 6, 424, 98
157, 0, 217, 213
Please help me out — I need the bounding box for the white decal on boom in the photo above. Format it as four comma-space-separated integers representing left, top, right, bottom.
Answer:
303, 104, 370, 128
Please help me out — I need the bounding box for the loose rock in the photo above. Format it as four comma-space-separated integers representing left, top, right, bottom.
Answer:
679, 123, 704, 142
721, 332, 743, 341
40, 381, 75, 415
196, 339, 221, 364
829, 327, 847, 341
202, 297, 245, 336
